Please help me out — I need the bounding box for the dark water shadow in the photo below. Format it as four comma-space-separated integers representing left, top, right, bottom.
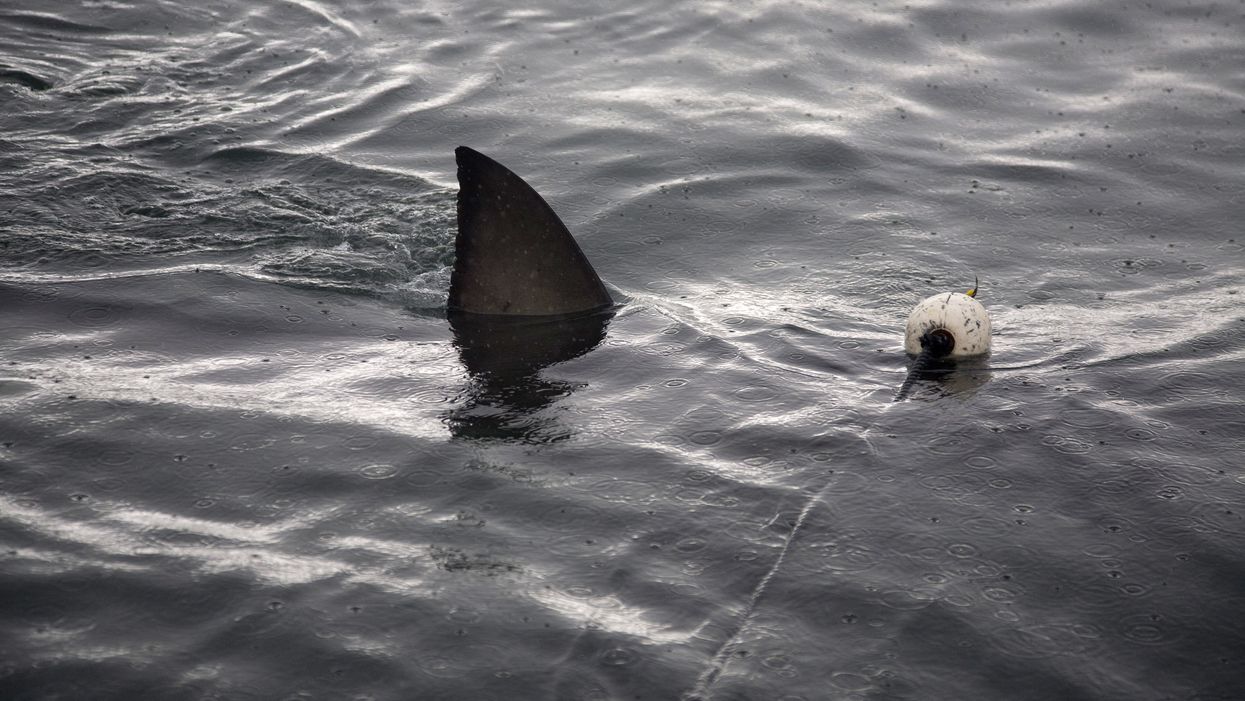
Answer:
442, 309, 614, 443
900, 356, 993, 401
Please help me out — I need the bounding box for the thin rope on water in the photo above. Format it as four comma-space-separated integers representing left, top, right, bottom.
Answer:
685, 350, 947, 698
686, 292, 984, 698
683, 481, 827, 700
893, 348, 934, 402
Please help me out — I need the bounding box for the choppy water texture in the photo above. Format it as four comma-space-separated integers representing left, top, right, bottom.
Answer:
2, 1, 1244, 699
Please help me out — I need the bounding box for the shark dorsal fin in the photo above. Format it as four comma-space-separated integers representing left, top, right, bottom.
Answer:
448, 146, 612, 315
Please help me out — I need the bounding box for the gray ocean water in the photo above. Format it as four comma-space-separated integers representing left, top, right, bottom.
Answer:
2, 1, 1244, 699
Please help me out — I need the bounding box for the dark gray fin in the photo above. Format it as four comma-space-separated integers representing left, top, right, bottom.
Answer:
449, 146, 612, 315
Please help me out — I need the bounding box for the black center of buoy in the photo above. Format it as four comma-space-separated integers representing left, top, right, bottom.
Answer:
920, 328, 955, 358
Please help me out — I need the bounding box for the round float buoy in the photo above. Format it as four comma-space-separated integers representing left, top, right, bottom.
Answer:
894, 281, 992, 402
903, 290, 991, 359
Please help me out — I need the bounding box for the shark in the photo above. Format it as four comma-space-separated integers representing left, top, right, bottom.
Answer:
445, 146, 615, 396
449, 146, 613, 316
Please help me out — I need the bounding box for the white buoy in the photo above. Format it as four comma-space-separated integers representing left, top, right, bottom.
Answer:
903, 290, 991, 358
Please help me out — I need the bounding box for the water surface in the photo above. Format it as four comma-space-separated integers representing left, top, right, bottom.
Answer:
2, 1, 1243, 699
